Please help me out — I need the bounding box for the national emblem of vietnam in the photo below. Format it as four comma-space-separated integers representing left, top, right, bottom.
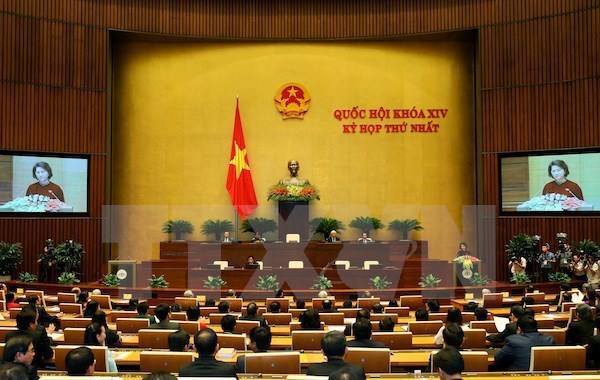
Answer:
274, 83, 311, 119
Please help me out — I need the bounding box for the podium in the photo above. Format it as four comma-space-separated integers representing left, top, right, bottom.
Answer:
108, 260, 137, 288
278, 200, 309, 241
453, 257, 481, 287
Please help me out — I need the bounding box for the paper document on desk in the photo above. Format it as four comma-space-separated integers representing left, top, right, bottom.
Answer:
494, 316, 510, 332
112, 351, 131, 360
327, 325, 346, 332
51, 333, 64, 340
571, 291, 584, 303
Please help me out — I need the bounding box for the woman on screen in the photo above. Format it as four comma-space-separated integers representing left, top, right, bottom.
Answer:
542, 160, 584, 200
26, 162, 65, 202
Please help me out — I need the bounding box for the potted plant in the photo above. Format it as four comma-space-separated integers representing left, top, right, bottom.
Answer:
510, 272, 531, 284
548, 272, 571, 283
18, 272, 38, 283
241, 218, 277, 239
162, 220, 194, 241
53, 240, 85, 274
201, 219, 234, 242
148, 274, 169, 288
468, 273, 491, 286
58, 272, 80, 285
418, 274, 441, 288
575, 239, 600, 260
505, 233, 535, 267
387, 219, 424, 240
102, 273, 120, 287
203, 275, 227, 289
349, 216, 384, 236
255, 275, 280, 291
310, 218, 345, 241
369, 276, 392, 289
311, 275, 333, 290
0, 241, 23, 281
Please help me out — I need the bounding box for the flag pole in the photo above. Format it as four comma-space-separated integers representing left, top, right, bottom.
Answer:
234, 94, 239, 241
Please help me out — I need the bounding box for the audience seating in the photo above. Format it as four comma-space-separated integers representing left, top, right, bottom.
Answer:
312, 298, 334, 311
209, 313, 240, 325
430, 350, 488, 372
217, 333, 247, 350
536, 318, 556, 329
138, 329, 178, 349
399, 295, 423, 310
9, 309, 22, 319
482, 293, 503, 308
384, 306, 410, 317
59, 303, 82, 315
140, 351, 195, 373
90, 294, 112, 310
357, 298, 381, 310
562, 301, 583, 313
438, 305, 453, 313
370, 313, 399, 323
526, 304, 550, 314
199, 306, 219, 317
170, 312, 187, 321
407, 320, 443, 335
0, 327, 17, 342
462, 329, 487, 349
220, 297, 243, 312
108, 310, 137, 322
525, 293, 546, 303
338, 308, 360, 318
291, 330, 327, 350
529, 346, 586, 371
63, 327, 85, 345
266, 297, 290, 312
539, 328, 566, 345
235, 320, 260, 334
371, 332, 413, 349
245, 352, 301, 374
54, 345, 108, 372
25, 290, 46, 306
174, 297, 198, 311
470, 320, 498, 333
61, 318, 92, 329
116, 318, 150, 333
318, 312, 344, 325
345, 347, 391, 373
57, 292, 77, 303
263, 312, 292, 325
176, 320, 199, 335
290, 321, 325, 332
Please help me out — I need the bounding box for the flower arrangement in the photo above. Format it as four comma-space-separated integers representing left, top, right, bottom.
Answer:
518, 193, 591, 211
453, 255, 480, 270
268, 183, 320, 201
0, 195, 66, 212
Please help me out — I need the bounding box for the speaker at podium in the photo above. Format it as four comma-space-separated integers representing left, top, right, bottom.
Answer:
108, 260, 137, 288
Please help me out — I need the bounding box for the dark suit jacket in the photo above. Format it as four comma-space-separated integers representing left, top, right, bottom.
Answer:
136, 314, 156, 323
239, 314, 268, 328
587, 335, 600, 368
494, 333, 556, 371
6, 329, 54, 368
346, 338, 387, 348
149, 319, 182, 331
179, 355, 238, 377
566, 319, 595, 346
326, 236, 341, 243
235, 349, 268, 372
486, 321, 517, 343
307, 358, 366, 379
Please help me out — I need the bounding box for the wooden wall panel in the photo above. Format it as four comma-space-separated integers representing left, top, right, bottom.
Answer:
0, 0, 599, 282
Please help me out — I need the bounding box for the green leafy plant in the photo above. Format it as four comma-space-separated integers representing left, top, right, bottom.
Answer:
311, 275, 333, 290
255, 275, 280, 291
58, 272, 80, 285
510, 271, 531, 284
148, 274, 169, 288
468, 273, 491, 286
162, 220, 194, 241
102, 273, 120, 287
53, 240, 85, 274
387, 219, 424, 240
0, 241, 23, 276
203, 275, 227, 289
201, 219, 234, 242
241, 218, 278, 236
310, 218, 345, 240
369, 276, 392, 289
349, 216, 384, 235
575, 239, 600, 260
18, 272, 38, 283
418, 274, 441, 288
505, 233, 535, 266
548, 271, 571, 283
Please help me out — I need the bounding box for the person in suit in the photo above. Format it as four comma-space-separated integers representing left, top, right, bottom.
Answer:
236, 326, 271, 372
6, 311, 53, 369
378, 317, 395, 332
135, 302, 155, 323
65, 346, 95, 376
149, 303, 182, 331
486, 305, 525, 344
178, 328, 237, 378
494, 316, 556, 371
83, 323, 118, 372
0, 361, 32, 380
300, 308, 322, 330
251, 232, 266, 243
566, 304, 595, 346
221, 231, 233, 244
91, 310, 120, 347
168, 330, 191, 352
321, 299, 337, 313
3, 335, 37, 380
221, 315, 236, 333
326, 230, 341, 243
346, 319, 387, 348
358, 232, 373, 244
239, 302, 267, 327
306, 331, 366, 379
434, 347, 464, 380
344, 309, 370, 336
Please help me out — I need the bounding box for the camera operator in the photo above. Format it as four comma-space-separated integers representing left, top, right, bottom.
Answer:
570, 255, 587, 282
509, 254, 527, 278
539, 243, 556, 282
586, 255, 600, 290
557, 242, 572, 273
37, 239, 55, 283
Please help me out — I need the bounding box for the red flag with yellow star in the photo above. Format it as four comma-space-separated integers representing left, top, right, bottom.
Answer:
226, 99, 258, 219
